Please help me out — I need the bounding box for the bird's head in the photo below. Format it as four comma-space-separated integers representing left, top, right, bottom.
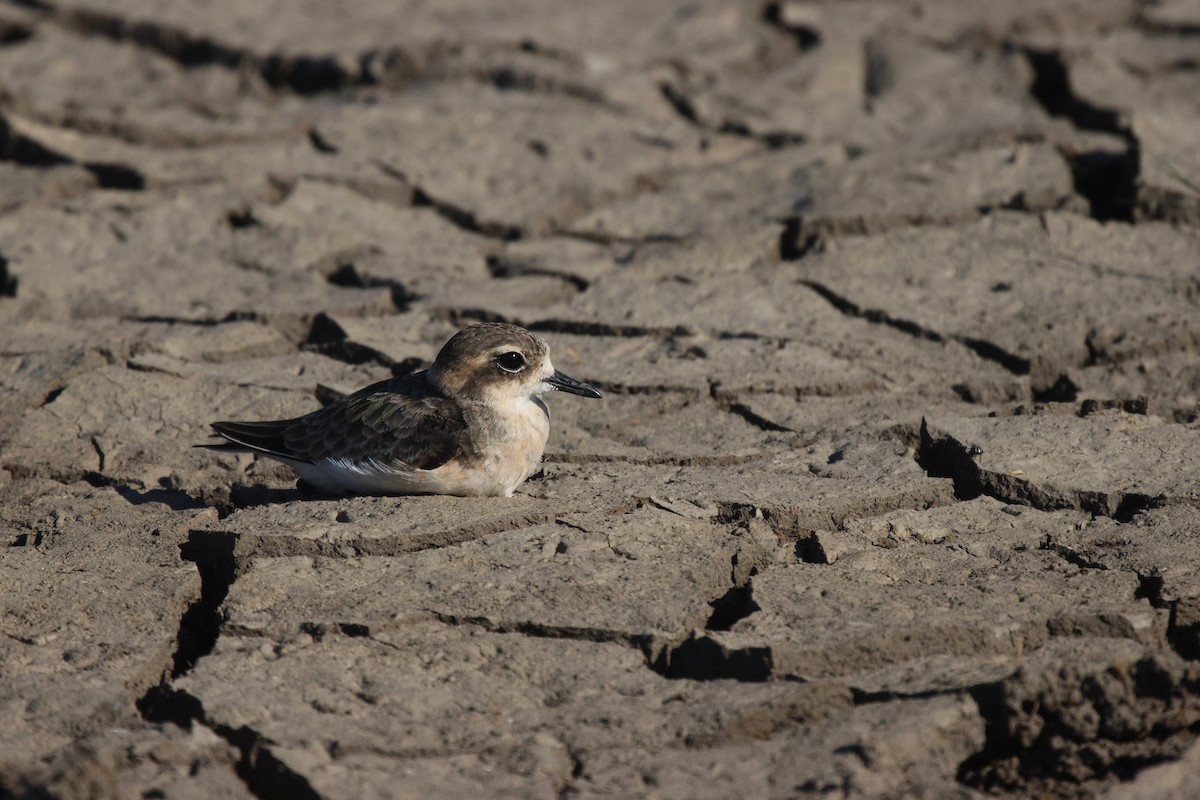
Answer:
428, 322, 602, 404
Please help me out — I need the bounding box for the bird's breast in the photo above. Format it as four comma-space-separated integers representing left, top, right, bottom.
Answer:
455, 397, 551, 495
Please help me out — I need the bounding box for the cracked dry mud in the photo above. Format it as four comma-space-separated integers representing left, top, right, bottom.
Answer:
1, 2, 1199, 799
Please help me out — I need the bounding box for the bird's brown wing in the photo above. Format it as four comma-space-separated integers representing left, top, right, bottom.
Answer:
211, 371, 468, 471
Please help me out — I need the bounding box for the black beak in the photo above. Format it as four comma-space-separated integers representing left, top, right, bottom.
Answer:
547, 370, 602, 399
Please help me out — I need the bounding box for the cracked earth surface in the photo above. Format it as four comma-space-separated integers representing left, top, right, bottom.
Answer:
1, 1, 1199, 798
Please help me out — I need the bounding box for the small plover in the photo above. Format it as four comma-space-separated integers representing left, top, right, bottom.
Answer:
205, 322, 601, 496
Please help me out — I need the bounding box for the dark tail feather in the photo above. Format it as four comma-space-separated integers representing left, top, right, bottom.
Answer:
206, 420, 305, 461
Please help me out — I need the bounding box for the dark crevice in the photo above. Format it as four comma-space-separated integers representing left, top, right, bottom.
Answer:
559, 229, 686, 248
85, 476, 210, 512
1038, 536, 1109, 571
917, 422, 984, 503
170, 530, 239, 677
748, 128, 806, 150
226, 207, 261, 229
705, 582, 760, 631
793, 535, 828, 565
1078, 396, 1148, 418
0, 253, 16, 297
651, 554, 771, 681
322, 261, 417, 310
1067, 148, 1139, 223
430, 611, 655, 653
724, 402, 794, 433
137, 684, 205, 729
62, 9, 245, 69
658, 80, 806, 149
863, 39, 892, 101
1110, 493, 1162, 524
761, 1, 822, 52
139, 686, 321, 800
802, 280, 1031, 376
88, 436, 105, 473
306, 127, 339, 154
710, 503, 758, 527
21, 1, 360, 94
704, 550, 763, 633
303, 311, 419, 369
0, 114, 73, 166
27, 24, 605, 100
412, 186, 524, 241
82, 161, 146, 190
299, 621, 371, 641
659, 81, 700, 125
558, 750, 584, 800
133, 530, 317, 800
1137, 13, 1200, 36
0, 18, 34, 46
1025, 49, 1127, 135
120, 313, 223, 326
307, 243, 417, 310
1030, 372, 1079, 403
1138, 574, 1200, 662
486, 254, 590, 292
2, 113, 145, 190
1134, 573, 1164, 605
917, 420, 1165, 521
800, 280, 944, 344
957, 337, 1032, 376
850, 684, 972, 707
1023, 48, 1139, 223
39, 386, 65, 406
779, 217, 822, 260
302, 311, 356, 346
482, 66, 610, 107
655, 633, 773, 682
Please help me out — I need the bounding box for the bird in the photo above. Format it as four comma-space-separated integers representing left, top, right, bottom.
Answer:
204, 322, 601, 497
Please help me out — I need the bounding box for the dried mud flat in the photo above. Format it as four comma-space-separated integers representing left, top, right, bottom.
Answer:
2, 1, 1200, 798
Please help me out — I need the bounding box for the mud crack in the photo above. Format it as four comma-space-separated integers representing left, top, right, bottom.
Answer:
139, 686, 320, 800
131, 530, 304, 800
801, 279, 1032, 375
410, 183, 524, 241
1, 111, 147, 189
656, 79, 806, 150
917, 418, 1161, 521
1022, 48, 1139, 222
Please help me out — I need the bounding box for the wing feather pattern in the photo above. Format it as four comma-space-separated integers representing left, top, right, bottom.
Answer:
210, 371, 467, 471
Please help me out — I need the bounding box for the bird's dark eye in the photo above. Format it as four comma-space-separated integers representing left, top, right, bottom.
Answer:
496, 351, 526, 373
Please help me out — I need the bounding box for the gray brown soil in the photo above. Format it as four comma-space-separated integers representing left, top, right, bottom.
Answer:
2, 1, 1200, 798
